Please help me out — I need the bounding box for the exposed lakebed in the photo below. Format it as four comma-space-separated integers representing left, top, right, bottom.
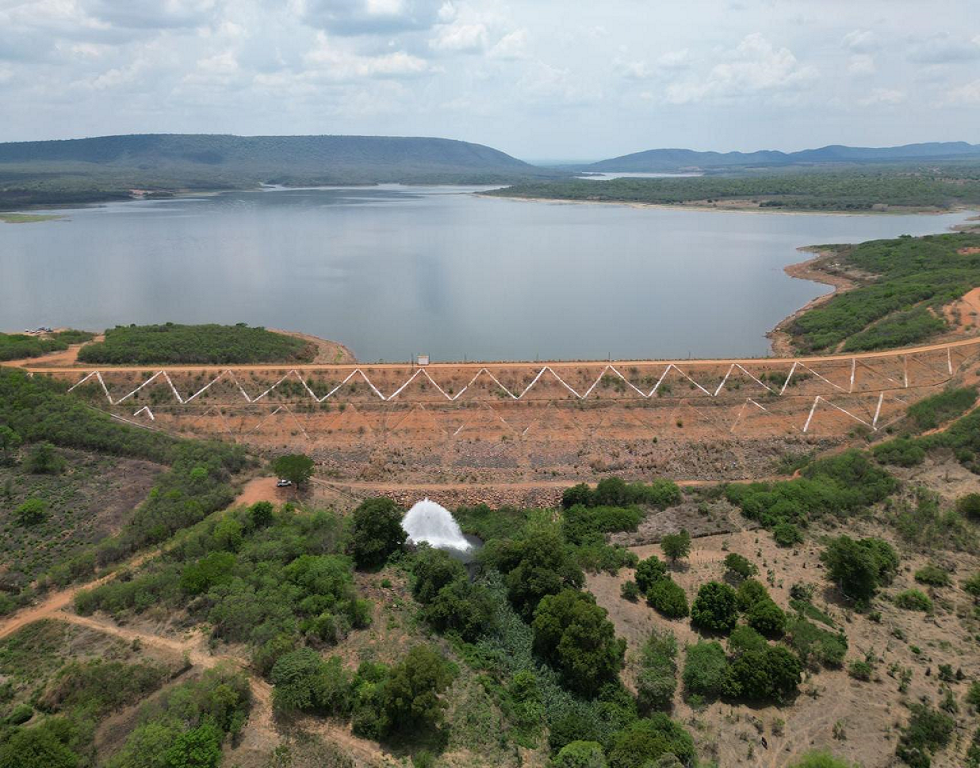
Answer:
0, 185, 972, 361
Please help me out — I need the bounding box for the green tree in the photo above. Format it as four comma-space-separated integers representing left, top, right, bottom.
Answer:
381, 645, 455, 735
636, 629, 677, 714
660, 530, 691, 564
249, 500, 275, 528
634, 555, 668, 592
272, 453, 315, 486
682, 641, 728, 698
790, 750, 860, 767
25, 441, 64, 474
957, 493, 980, 521
553, 741, 607, 768
163, 724, 223, 768
423, 579, 494, 642
746, 598, 787, 638
532, 589, 625, 697
350, 497, 407, 570
15, 497, 47, 526
646, 579, 689, 619
0, 425, 21, 465
411, 546, 466, 604
723, 553, 757, 581
690, 582, 739, 634
821, 535, 892, 602
606, 714, 696, 768
0, 721, 79, 768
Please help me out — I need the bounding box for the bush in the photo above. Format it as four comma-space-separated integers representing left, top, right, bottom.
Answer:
562, 505, 643, 546
605, 714, 696, 768
691, 582, 739, 634
896, 703, 954, 768
773, 522, 805, 547
660, 530, 691, 563
271, 648, 352, 716
847, 659, 873, 681
914, 565, 950, 587
620, 581, 640, 602
411, 547, 466, 605
957, 493, 980, 521
646, 579, 689, 619
636, 630, 677, 714
634, 556, 668, 593
381, 645, 455, 736
723, 553, 757, 581
682, 641, 728, 699
821, 535, 898, 603
14, 498, 47, 526
728, 626, 767, 656
894, 589, 932, 612
350, 498, 406, 570
964, 572, 980, 598
746, 598, 787, 638
562, 478, 681, 510
906, 387, 978, 431
785, 619, 847, 668
724, 646, 801, 702
790, 751, 860, 768
6, 703, 33, 725
25, 442, 65, 475
423, 579, 494, 641
532, 589, 625, 697
874, 437, 926, 467
735, 578, 770, 612
553, 741, 607, 768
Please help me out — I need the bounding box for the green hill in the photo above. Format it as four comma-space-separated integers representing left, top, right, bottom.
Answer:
0, 133, 560, 208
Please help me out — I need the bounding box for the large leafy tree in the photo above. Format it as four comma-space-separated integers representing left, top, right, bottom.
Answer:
660, 530, 691, 564
350, 498, 407, 570
820, 535, 896, 602
532, 589, 625, 697
690, 582, 739, 634
272, 453, 315, 486
381, 644, 455, 734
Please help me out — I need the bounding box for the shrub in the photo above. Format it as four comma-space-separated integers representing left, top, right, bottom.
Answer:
660, 530, 691, 563
411, 547, 466, 605
773, 522, 804, 547
271, 648, 351, 716
691, 582, 739, 634
350, 498, 406, 570
553, 741, 607, 768
646, 579, 689, 619
562, 505, 643, 546
249, 501, 275, 528
381, 645, 455, 736
605, 714, 696, 768
894, 589, 932, 612
914, 565, 950, 587
821, 535, 898, 603
620, 581, 640, 602
906, 387, 977, 431
873, 437, 926, 467
682, 641, 727, 699
789, 751, 860, 768
735, 578, 769, 612
724, 646, 801, 702
848, 660, 873, 681
785, 618, 848, 668
634, 556, 668, 592
14, 498, 47, 526
746, 599, 787, 638
532, 589, 625, 697
964, 572, 980, 598
728, 626, 767, 656
6, 703, 33, 725
636, 629, 677, 714
423, 579, 494, 641
25, 442, 64, 474
896, 703, 954, 768
723, 553, 757, 581
957, 493, 980, 521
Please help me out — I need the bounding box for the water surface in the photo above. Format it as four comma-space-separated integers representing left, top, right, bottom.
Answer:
0, 186, 970, 361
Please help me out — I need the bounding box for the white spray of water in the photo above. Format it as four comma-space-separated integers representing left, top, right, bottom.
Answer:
402, 498, 472, 552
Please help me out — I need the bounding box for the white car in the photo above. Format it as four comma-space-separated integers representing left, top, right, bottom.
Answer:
276, 478, 293, 488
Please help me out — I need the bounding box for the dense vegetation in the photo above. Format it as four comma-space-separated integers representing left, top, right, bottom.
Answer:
789, 232, 980, 352
875, 406, 980, 474
0, 330, 93, 362
77, 323, 313, 365
489, 168, 980, 212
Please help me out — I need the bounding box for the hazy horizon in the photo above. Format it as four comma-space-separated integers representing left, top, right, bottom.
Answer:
2, 1, 979, 160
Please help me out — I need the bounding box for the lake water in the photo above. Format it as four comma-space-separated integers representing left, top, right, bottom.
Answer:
0, 186, 971, 362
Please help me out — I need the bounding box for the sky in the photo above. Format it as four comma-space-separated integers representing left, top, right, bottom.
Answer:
1, 0, 979, 161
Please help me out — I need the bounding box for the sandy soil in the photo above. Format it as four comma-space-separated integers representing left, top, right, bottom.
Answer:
273, 328, 357, 365
943, 286, 980, 334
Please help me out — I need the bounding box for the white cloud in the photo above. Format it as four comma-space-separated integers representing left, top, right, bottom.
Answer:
842, 30, 878, 53
908, 33, 980, 64
665, 34, 816, 104
488, 28, 527, 60
859, 88, 906, 106
429, 21, 487, 52
943, 79, 980, 106
301, 0, 444, 36
305, 33, 432, 79
847, 54, 875, 76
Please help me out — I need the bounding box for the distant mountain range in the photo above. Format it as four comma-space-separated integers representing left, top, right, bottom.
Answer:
0, 133, 556, 186
583, 141, 980, 172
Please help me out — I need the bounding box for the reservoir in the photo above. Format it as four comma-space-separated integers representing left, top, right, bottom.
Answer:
0, 186, 971, 362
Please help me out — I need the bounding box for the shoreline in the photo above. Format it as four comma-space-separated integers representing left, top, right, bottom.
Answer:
482, 193, 963, 217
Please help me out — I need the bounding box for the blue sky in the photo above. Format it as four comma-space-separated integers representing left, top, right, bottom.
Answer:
1, 0, 978, 160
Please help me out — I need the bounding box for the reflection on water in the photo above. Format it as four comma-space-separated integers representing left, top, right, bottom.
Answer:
0, 185, 971, 361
